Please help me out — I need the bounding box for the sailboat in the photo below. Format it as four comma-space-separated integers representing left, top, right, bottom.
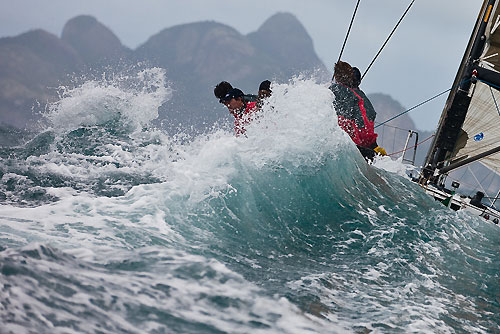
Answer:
416, 0, 500, 222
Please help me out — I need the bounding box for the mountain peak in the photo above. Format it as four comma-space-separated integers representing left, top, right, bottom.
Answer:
61, 15, 128, 66
248, 12, 327, 79
137, 20, 256, 83
0, 28, 81, 71
258, 12, 308, 36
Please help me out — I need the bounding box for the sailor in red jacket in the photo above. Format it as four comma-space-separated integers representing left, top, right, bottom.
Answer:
220, 88, 258, 136
329, 61, 386, 161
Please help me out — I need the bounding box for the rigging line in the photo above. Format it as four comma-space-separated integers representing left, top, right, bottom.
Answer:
489, 85, 500, 116
457, 164, 469, 182
478, 78, 500, 90
387, 133, 434, 157
466, 165, 491, 197
467, 168, 489, 198
375, 87, 451, 129
337, 0, 361, 65
446, 164, 500, 193
468, 165, 490, 201
361, 0, 416, 80
477, 165, 495, 194
446, 174, 491, 195
484, 173, 497, 207
375, 122, 415, 131
374, 75, 472, 129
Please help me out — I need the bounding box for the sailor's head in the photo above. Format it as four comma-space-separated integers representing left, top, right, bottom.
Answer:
220, 88, 244, 114
214, 81, 233, 103
258, 80, 272, 99
352, 67, 361, 88
334, 61, 354, 87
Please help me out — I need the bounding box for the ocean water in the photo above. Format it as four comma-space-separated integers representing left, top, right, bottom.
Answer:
0, 70, 499, 334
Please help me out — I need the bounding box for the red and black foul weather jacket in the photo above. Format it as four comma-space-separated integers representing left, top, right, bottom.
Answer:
330, 83, 378, 148
232, 101, 258, 136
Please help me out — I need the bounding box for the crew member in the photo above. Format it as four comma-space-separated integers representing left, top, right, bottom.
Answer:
330, 61, 386, 161
220, 88, 258, 136
257, 80, 272, 109
214, 81, 257, 104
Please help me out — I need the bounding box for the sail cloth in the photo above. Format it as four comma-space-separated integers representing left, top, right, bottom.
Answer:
451, 1, 500, 174
454, 81, 500, 173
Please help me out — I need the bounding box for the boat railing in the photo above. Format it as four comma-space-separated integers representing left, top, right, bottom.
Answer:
401, 130, 418, 165
376, 123, 422, 165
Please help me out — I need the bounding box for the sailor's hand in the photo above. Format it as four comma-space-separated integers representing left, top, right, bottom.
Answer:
374, 146, 387, 156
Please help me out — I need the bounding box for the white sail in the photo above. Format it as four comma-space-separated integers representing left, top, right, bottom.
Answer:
454, 81, 500, 173
450, 1, 500, 174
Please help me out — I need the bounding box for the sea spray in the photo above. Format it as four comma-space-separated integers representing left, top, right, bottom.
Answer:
0, 68, 175, 205
46, 68, 170, 132
0, 76, 499, 333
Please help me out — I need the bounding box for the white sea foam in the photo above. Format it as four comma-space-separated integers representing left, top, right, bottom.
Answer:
2, 76, 494, 333
372, 154, 417, 178
0, 244, 343, 334
46, 68, 170, 133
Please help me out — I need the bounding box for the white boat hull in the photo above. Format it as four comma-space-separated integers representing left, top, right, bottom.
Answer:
421, 183, 500, 223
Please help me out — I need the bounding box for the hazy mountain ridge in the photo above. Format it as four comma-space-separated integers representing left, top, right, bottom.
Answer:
61, 15, 131, 68
0, 13, 419, 139
0, 29, 84, 127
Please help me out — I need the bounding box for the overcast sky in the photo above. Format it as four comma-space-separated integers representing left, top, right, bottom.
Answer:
0, 0, 484, 130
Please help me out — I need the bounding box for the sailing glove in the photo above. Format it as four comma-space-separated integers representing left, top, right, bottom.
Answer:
373, 146, 387, 156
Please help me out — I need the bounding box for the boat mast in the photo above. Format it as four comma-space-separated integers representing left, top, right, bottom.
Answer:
422, 0, 497, 183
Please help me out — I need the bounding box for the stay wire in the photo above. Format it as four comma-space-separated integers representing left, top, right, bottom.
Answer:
337, 0, 361, 65
387, 133, 434, 157
375, 87, 451, 129
362, 0, 416, 80
489, 85, 500, 116
375, 75, 500, 130
374, 77, 472, 128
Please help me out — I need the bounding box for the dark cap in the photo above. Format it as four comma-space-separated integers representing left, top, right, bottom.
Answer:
259, 80, 271, 92
215, 81, 233, 101
221, 88, 244, 102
